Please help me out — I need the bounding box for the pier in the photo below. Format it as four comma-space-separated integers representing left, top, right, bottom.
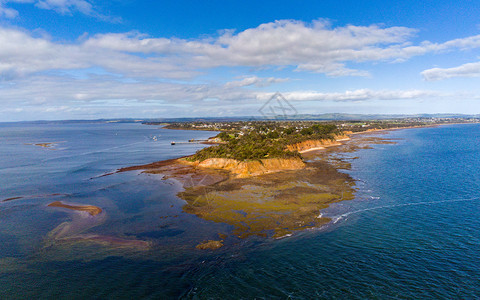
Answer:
171, 139, 209, 145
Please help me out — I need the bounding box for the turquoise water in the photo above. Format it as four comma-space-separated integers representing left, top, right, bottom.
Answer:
1, 123, 480, 298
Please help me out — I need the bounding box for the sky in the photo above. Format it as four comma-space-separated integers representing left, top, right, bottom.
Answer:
1, 0, 480, 121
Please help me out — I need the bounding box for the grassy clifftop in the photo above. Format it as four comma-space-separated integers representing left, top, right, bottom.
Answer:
188, 123, 339, 161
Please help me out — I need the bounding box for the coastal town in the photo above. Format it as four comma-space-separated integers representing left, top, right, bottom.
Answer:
156, 117, 479, 133
145, 118, 480, 163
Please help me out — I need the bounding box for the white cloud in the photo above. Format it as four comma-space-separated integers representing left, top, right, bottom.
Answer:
35, 0, 93, 15
0, 0, 116, 20
0, 71, 464, 121
0, 27, 193, 79
258, 89, 443, 102
225, 76, 289, 88
422, 61, 480, 81
0, 73, 443, 106
84, 20, 419, 76
0, 75, 256, 105
0, 2, 18, 18
2, 21, 480, 81
2, 20, 480, 120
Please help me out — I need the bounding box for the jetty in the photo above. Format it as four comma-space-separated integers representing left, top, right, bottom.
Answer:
171, 139, 209, 145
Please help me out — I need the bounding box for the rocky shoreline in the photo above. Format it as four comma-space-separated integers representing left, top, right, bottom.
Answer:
100, 128, 402, 250
113, 132, 392, 248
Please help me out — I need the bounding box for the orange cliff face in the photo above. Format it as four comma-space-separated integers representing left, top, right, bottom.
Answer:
183, 157, 306, 178
286, 134, 351, 153
180, 134, 352, 178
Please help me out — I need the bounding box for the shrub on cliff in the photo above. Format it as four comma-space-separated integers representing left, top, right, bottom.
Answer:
188, 123, 339, 162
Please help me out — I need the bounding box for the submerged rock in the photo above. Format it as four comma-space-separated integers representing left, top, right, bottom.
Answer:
196, 240, 224, 250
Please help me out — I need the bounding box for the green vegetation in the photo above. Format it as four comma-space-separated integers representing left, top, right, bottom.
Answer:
341, 120, 427, 132
153, 117, 480, 162
188, 123, 339, 161
158, 117, 473, 132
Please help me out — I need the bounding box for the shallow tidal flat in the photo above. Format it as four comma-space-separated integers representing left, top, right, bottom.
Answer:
119, 133, 395, 243
179, 159, 355, 239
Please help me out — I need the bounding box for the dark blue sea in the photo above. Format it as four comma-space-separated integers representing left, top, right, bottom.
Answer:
1, 122, 480, 299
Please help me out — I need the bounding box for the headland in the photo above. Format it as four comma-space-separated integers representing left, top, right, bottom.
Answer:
116, 120, 452, 247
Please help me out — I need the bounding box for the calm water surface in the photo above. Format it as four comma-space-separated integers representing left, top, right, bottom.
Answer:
1, 122, 480, 299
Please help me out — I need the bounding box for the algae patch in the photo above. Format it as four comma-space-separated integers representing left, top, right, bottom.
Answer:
180, 159, 355, 239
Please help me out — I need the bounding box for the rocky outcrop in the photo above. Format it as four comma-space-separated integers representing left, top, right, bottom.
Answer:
184, 157, 306, 178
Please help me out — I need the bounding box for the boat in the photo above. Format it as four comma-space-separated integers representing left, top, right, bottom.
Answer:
171, 141, 175, 145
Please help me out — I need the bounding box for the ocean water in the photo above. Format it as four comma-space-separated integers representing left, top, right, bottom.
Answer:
1, 122, 480, 299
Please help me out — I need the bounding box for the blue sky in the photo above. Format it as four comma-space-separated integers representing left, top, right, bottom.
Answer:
1, 0, 480, 121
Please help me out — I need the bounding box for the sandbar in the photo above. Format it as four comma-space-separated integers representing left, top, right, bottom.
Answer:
48, 201, 102, 216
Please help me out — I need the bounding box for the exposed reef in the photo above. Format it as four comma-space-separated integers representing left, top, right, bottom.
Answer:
179, 158, 355, 239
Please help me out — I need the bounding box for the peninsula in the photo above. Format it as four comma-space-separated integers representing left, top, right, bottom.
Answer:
118, 119, 473, 245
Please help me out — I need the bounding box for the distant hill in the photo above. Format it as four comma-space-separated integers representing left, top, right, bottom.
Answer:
143, 113, 480, 122
5, 113, 480, 124
275, 113, 480, 120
